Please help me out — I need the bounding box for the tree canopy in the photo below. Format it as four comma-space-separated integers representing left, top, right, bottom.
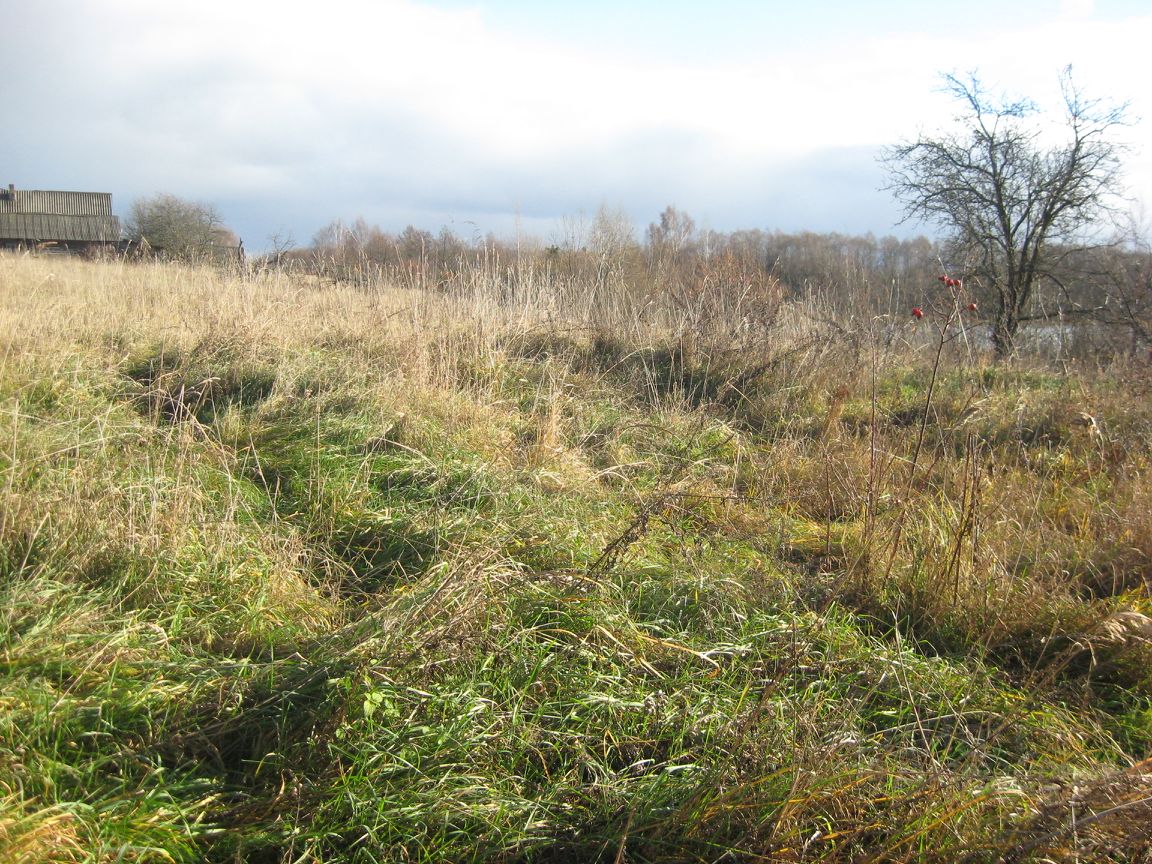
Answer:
884, 68, 1129, 356
127, 193, 234, 261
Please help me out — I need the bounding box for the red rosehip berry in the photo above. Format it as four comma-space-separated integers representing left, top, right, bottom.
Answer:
912, 307, 924, 319
967, 302, 977, 312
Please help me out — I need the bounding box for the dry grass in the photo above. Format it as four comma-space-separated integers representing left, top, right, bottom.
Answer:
2, 252, 1151, 862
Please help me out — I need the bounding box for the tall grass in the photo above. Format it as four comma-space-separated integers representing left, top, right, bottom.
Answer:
1, 252, 1150, 862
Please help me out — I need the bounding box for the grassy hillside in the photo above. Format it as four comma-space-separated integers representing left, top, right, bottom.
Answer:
1, 254, 1150, 862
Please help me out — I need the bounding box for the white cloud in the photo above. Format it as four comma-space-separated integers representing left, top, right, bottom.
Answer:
1059, 0, 1096, 19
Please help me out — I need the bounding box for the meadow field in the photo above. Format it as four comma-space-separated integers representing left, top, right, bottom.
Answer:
1, 252, 1150, 862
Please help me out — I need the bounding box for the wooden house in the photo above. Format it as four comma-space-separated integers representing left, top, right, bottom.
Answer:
0, 184, 121, 252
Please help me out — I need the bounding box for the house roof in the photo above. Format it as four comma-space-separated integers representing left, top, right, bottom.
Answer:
0, 188, 121, 243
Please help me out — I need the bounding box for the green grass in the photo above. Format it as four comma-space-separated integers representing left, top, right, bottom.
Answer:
2, 254, 1151, 862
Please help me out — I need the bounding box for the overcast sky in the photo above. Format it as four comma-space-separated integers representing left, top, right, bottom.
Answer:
4, 0, 1150, 250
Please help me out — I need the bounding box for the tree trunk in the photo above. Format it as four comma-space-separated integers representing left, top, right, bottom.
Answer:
992, 305, 1019, 358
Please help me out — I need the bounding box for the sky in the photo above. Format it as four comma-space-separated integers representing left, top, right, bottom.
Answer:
3, 0, 1150, 251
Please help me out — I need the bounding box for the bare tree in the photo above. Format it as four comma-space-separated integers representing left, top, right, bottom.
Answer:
587, 205, 638, 293
646, 205, 696, 258
645, 205, 698, 303
127, 193, 228, 262
884, 68, 1130, 356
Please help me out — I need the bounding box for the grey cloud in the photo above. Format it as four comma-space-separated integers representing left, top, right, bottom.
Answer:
213, 141, 910, 250
3, 2, 917, 250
